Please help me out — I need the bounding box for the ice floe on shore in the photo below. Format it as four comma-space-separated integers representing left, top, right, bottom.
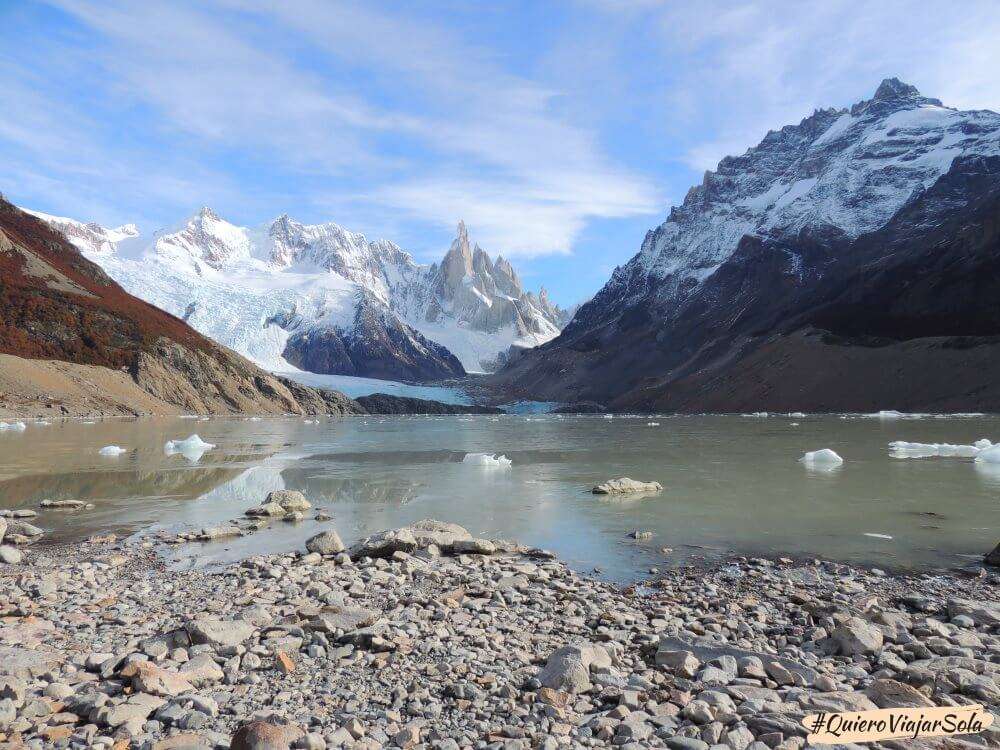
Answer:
462, 453, 512, 468
0, 421, 27, 431
99, 445, 128, 457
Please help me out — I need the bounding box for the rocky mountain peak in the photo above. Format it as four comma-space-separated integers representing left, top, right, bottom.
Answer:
851, 77, 942, 116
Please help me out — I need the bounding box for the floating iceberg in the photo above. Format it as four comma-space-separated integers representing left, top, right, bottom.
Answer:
0, 421, 27, 431
165, 434, 216, 462
743, 412, 769, 418
864, 533, 893, 540
888, 439, 992, 459
974, 444, 1000, 465
800, 449, 844, 467
99, 445, 127, 457
463, 452, 512, 469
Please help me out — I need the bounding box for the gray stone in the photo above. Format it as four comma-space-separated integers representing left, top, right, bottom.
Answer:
830, 616, 883, 655
305, 530, 345, 556
186, 618, 256, 650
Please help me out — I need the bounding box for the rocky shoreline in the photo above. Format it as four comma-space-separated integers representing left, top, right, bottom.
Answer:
1, 515, 998, 750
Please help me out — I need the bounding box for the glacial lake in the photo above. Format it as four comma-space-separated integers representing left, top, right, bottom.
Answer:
1, 413, 998, 581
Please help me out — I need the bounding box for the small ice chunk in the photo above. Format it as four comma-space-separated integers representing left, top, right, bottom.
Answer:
789, 422, 800, 427
863, 533, 893, 540
0, 421, 27, 431
463, 452, 512, 468
743, 412, 769, 418
165, 434, 216, 462
800, 449, 844, 466
877, 410, 904, 419
647, 422, 660, 426
787, 412, 806, 418
99, 445, 127, 457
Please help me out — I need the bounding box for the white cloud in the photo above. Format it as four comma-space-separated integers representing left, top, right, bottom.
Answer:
18, 0, 659, 256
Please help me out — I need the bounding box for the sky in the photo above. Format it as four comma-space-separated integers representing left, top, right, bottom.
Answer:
2, 0, 1000, 306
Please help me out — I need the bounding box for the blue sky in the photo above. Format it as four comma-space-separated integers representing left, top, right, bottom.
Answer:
3, 0, 1000, 306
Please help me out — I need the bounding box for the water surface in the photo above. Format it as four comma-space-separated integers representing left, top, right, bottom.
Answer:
1, 414, 997, 580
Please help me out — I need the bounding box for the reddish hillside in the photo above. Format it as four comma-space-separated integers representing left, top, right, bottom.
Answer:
0, 196, 213, 368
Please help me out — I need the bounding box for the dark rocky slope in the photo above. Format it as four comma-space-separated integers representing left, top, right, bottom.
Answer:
489, 82, 1000, 413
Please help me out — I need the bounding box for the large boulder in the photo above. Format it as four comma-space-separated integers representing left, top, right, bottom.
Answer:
230, 720, 303, 750
407, 519, 472, 548
348, 527, 419, 559
592, 477, 662, 495
830, 617, 884, 655
536, 643, 612, 694
266, 490, 311, 512
305, 530, 345, 556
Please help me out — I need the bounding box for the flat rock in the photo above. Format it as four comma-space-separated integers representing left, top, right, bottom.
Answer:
592, 477, 663, 494
187, 618, 256, 649
865, 678, 935, 708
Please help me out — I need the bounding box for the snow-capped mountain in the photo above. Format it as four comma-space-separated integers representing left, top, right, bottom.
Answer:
31, 206, 568, 381
492, 79, 1000, 411
24, 209, 140, 256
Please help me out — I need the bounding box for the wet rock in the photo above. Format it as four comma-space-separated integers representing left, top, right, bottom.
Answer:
245, 502, 285, 518
591, 477, 663, 494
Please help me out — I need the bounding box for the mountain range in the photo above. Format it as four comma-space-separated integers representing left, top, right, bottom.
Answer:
489, 78, 1000, 412
19, 77, 1000, 414
29, 208, 569, 382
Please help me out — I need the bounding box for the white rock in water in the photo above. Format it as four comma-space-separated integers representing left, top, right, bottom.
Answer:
800, 449, 844, 466
165, 434, 215, 461
462, 453, 512, 468
974, 444, 1000, 464
99, 445, 127, 457
0, 422, 26, 431
592, 477, 663, 494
